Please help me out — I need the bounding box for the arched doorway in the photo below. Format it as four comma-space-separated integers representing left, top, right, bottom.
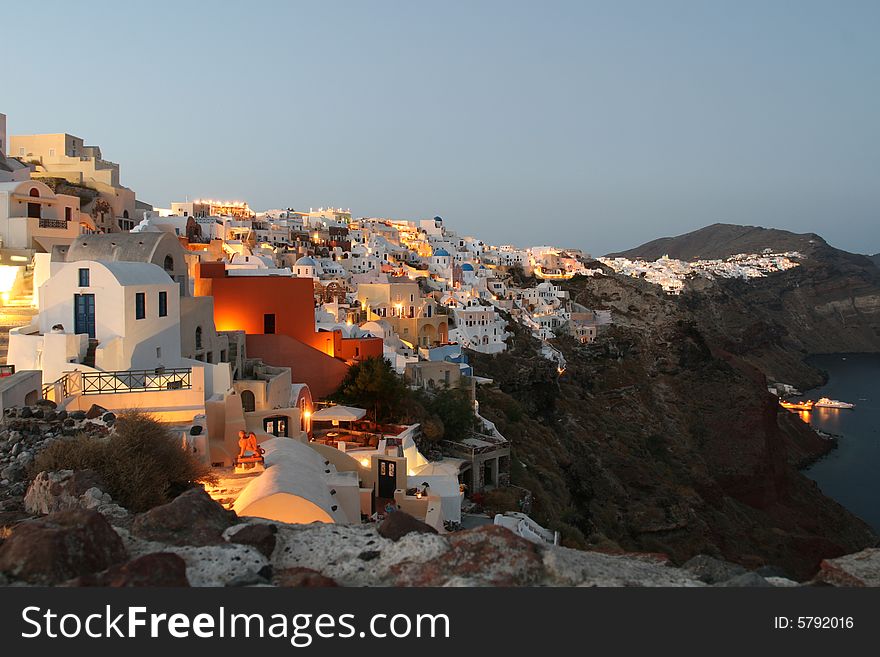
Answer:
240, 390, 256, 413
27, 187, 41, 218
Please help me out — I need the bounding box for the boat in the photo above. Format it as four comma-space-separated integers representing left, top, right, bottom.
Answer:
814, 397, 855, 409
780, 399, 814, 411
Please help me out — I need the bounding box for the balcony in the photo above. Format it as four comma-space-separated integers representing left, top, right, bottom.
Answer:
38, 218, 68, 229
80, 368, 193, 394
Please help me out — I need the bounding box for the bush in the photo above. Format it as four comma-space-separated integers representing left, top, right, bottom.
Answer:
31, 411, 215, 512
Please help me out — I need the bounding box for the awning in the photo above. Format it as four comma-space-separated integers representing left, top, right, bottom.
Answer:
310, 405, 367, 422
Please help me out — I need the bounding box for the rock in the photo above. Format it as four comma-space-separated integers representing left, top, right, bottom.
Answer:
274, 567, 339, 587
378, 511, 438, 542
716, 572, 773, 587
815, 548, 880, 587
66, 553, 189, 587
0, 463, 24, 483
16, 451, 33, 467
225, 570, 271, 587
682, 554, 747, 584
163, 544, 268, 587
102, 412, 116, 425
131, 487, 238, 546
19, 407, 32, 419
544, 546, 705, 586
0, 509, 127, 584
756, 564, 792, 579
68, 411, 86, 421
56, 410, 67, 421
390, 525, 544, 586
84, 404, 108, 420
24, 470, 108, 515
35, 399, 57, 410
225, 522, 277, 558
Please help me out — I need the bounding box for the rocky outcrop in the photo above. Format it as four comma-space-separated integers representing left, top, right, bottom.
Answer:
0, 509, 127, 584
66, 553, 189, 587
1, 488, 876, 587
24, 470, 128, 523
130, 487, 238, 546
814, 549, 880, 587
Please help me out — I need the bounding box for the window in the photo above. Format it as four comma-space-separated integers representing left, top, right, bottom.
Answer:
49, 148, 56, 158
163, 255, 174, 272
135, 292, 145, 319
19, 147, 25, 156
158, 291, 167, 317
78, 268, 89, 287
240, 390, 256, 413
65, 207, 72, 221
195, 326, 203, 349
156, 347, 162, 359
264, 314, 276, 334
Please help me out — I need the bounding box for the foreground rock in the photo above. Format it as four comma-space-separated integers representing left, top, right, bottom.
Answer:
378, 510, 438, 541
815, 548, 880, 587
131, 487, 238, 546
24, 470, 128, 524
0, 509, 127, 584
67, 553, 189, 587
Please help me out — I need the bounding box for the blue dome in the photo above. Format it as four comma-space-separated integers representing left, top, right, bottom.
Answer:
433, 248, 450, 257
295, 256, 317, 266
461, 263, 474, 271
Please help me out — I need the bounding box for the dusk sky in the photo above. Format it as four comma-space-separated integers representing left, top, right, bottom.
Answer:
3, 1, 878, 255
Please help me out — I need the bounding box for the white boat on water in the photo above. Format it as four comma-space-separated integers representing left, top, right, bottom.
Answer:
814, 397, 855, 409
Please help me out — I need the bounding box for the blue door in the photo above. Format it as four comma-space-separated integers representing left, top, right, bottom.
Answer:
74, 294, 96, 339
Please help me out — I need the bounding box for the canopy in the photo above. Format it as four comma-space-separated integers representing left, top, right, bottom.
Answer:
310, 405, 367, 422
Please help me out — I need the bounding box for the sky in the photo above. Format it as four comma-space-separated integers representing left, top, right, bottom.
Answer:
3, 0, 878, 255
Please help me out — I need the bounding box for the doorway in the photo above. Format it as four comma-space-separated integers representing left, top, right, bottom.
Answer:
74, 293, 96, 339
377, 458, 397, 499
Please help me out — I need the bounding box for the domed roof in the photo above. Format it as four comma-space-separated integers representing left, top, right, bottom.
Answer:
434, 216, 443, 222
295, 256, 318, 266
461, 263, 474, 271
433, 248, 450, 257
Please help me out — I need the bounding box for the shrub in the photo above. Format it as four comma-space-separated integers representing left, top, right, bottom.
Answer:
31, 411, 215, 512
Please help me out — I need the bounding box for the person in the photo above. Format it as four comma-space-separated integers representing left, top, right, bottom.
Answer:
384, 500, 397, 515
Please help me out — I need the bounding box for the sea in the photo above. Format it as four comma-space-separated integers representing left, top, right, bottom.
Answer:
802, 353, 880, 532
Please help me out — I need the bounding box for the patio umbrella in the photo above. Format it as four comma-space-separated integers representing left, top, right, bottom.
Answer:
310, 405, 367, 422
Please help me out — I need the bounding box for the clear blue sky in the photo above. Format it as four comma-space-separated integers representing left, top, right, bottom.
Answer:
4, 0, 878, 255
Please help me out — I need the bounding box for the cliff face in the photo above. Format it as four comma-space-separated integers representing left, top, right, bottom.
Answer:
471, 236, 880, 579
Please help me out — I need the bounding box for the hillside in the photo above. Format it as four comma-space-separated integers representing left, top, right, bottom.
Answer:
609, 223, 828, 261
472, 225, 880, 579
870, 253, 880, 268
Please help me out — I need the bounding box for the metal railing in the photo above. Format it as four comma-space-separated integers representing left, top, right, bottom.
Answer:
38, 218, 68, 229
80, 368, 192, 395
41, 373, 71, 402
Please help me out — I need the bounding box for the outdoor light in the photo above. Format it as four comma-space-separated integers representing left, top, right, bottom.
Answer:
360, 458, 370, 467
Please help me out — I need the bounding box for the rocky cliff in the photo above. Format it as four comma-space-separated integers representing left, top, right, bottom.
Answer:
471, 228, 880, 579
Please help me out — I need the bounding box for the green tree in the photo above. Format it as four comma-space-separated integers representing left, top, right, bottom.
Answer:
427, 387, 479, 442
332, 356, 407, 422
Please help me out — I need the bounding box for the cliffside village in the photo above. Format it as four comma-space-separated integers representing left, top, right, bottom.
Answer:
0, 112, 610, 539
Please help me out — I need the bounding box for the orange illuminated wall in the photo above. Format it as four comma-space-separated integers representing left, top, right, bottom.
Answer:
196, 263, 314, 340
195, 262, 384, 398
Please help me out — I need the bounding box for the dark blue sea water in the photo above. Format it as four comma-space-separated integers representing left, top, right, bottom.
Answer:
803, 353, 880, 532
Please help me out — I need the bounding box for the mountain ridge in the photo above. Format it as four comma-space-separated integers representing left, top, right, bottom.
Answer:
608, 222, 829, 261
